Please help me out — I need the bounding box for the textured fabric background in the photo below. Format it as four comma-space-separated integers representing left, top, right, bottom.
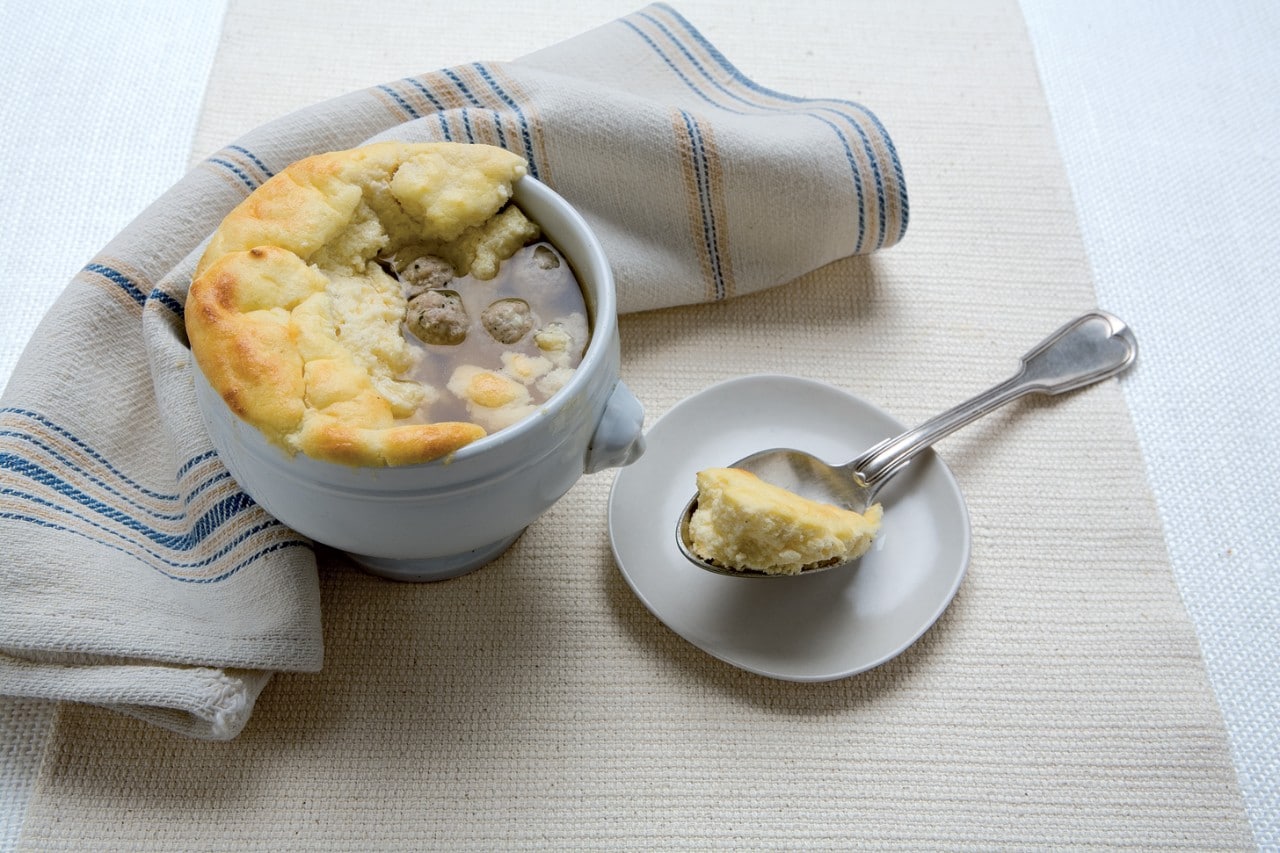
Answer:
1021, 5, 1280, 846
0, 3, 227, 849
2, 0, 1274, 849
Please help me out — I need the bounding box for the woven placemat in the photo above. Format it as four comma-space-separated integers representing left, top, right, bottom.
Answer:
17, 1, 1251, 848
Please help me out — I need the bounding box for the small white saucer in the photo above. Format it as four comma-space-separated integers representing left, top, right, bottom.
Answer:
607, 374, 971, 681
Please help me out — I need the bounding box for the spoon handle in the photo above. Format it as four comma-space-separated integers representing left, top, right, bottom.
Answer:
851, 310, 1137, 488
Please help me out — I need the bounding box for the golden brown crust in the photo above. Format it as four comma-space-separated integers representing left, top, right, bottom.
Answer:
374, 422, 488, 467
185, 246, 311, 444
293, 419, 486, 467
186, 141, 532, 466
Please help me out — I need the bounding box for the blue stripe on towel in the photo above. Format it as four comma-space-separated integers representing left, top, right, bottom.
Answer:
0, 508, 307, 583
458, 106, 476, 143
441, 69, 506, 149
176, 449, 219, 478
83, 263, 182, 321
442, 68, 475, 99
0, 471, 304, 581
404, 77, 455, 141
679, 110, 726, 301
0, 411, 302, 581
83, 263, 147, 306
652, 4, 905, 245
405, 77, 449, 113
377, 83, 422, 119
207, 157, 258, 191
2, 409, 215, 502
0, 481, 291, 576
623, 12, 879, 252
474, 63, 540, 179
638, 11, 882, 250
228, 144, 275, 179
147, 287, 185, 318
1, 454, 258, 551
0, 430, 229, 522
620, 19, 721, 111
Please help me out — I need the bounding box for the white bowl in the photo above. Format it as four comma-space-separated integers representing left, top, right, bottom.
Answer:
192, 176, 645, 581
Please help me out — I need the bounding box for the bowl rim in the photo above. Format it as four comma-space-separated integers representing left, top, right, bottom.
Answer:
433, 174, 618, 465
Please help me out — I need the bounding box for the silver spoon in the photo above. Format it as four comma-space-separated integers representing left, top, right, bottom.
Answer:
676, 310, 1138, 577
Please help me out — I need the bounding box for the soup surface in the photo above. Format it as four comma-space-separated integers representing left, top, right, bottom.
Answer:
385, 240, 591, 433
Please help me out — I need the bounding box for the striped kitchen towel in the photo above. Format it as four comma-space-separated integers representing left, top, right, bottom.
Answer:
0, 3, 906, 739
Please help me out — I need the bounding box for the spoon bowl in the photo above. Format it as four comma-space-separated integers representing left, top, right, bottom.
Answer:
677, 310, 1138, 577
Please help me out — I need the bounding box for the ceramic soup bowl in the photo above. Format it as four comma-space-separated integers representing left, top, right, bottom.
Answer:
192, 176, 645, 581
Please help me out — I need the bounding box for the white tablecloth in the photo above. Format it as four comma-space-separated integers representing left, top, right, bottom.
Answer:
1, 1, 1276, 848
0, 3, 227, 846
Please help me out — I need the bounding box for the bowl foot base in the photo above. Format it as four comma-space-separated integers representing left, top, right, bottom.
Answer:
347, 530, 525, 582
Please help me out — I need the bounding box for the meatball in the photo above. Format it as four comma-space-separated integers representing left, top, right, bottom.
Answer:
406, 290, 469, 345
400, 253, 455, 297
532, 244, 560, 270
481, 298, 534, 344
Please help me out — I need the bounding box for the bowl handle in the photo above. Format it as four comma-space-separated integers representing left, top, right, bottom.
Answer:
584, 381, 646, 473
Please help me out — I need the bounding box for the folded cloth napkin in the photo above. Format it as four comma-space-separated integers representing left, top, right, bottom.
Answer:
0, 3, 906, 739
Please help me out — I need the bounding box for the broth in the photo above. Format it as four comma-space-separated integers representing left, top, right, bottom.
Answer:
389, 240, 591, 433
